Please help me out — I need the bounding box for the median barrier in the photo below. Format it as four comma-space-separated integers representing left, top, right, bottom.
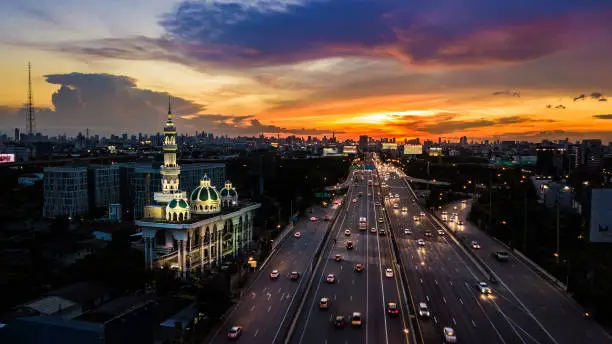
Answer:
513, 249, 567, 292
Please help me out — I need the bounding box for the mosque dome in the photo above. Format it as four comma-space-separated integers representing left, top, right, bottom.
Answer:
190, 175, 221, 214
220, 180, 238, 207
166, 193, 191, 222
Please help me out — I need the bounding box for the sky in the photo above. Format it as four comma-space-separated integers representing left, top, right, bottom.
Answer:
1, 0, 611, 141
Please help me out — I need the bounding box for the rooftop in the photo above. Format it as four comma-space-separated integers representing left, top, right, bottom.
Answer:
136, 201, 260, 227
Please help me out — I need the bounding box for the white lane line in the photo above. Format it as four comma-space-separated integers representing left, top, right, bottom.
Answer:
435, 279, 438, 285
443, 297, 447, 304
350, 295, 353, 301
278, 288, 282, 293
459, 298, 464, 305
295, 185, 355, 344
452, 317, 456, 325
340, 265, 343, 271
433, 316, 438, 324
426, 295, 430, 302
254, 329, 259, 337
472, 320, 477, 327
449, 281, 453, 287
420, 278, 423, 284
334, 294, 337, 300
471, 294, 507, 344
267, 305, 271, 313
490, 299, 528, 344
250, 305, 255, 312
352, 279, 355, 285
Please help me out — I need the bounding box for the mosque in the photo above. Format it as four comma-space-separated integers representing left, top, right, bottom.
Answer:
135, 101, 260, 278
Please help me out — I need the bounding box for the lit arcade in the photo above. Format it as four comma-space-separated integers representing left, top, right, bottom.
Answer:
135, 101, 260, 278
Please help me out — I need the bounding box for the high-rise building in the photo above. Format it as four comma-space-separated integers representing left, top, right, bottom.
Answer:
43, 166, 89, 218
359, 135, 368, 151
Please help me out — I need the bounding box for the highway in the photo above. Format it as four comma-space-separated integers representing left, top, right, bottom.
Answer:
381, 164, 562, 344
436, 199, 612, 343
290, 170, 411, 344
207, 195, 344, 344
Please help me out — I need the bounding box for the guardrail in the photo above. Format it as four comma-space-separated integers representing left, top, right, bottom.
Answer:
282, 194, 349, 344
381, 188, 421, 344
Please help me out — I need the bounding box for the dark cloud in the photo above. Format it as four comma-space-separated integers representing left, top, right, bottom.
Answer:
0, 72, 330, 136
573, 94, 585, 101
574, 92, 607, 102
599, 98, 608, 102
546, 104, 566, 109
493, 90, 520, 97
412, 114, 554, 134
593, 114, 612, 119
27, 1, 612, 69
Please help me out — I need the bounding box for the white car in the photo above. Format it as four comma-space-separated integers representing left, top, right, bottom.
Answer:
478, 282, 492, 294
417, 239, 425, 246
385, 268, 394, 278
437, 230, 445, 235
270, 270, 280, 279
418, 302, 430, 317
471, 241, 481, 249
393, 203, 399, 209
370, 227, 377, 233
404, 228, 412, 235
294, 232, 301, 238
444, 327, 457, 343
419, 212, 425, 217
310, 217, 317, 221
326, 274, 336, 283
352, 199, 357, 203
344, 229, 351, 236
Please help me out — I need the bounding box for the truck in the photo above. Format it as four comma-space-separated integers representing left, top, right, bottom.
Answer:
493, 251, 509, 262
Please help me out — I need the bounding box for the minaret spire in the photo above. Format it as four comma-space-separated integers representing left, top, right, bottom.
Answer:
168, 95, 172, 116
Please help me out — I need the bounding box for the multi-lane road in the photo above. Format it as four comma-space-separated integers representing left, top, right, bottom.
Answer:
436, 199, 612, 343
382, 162, 612, 344
207, 198, 343, 344
290, 170, 411, 344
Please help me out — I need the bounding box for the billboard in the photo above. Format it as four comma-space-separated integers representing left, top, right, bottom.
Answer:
0, 153, 15, 163
323, 148, 339, 156
590, 189, 612, 243
382, 143, 398, 150
403, 144, 423, 155
343, 145, 357, 154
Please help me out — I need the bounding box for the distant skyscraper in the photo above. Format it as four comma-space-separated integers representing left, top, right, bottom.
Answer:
25, 62, 36, 135
359, 135, 368, 151
14, 128, 19, 141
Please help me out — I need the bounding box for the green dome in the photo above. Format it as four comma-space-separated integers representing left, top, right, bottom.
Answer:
168, 198, 189, 209
220, 188, 237, 198
190, 185, 219, 202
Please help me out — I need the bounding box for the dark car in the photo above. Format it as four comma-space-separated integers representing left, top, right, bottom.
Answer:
333, 315, 346, 328
289, 271, 300, 280
354, 264, 364, 272
346, 241, 354, 250
386, 302, 399, 316
227, 326, 242, 340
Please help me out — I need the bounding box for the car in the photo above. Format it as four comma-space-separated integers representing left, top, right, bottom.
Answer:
346, 241, 354, 249
401, 207, 408, 212
378, 228, 386, 236
351, 312, 363, 326
344, 229, 351, 236
384, 196, 389, 200
461, 200, 467, 204
393, 203, 399, 209
367, 193, 372, 196
378, 217, 384, 223
395, 193, 400, 198
375, 202, 381, 206
385, 268, 394, 278
386, 302, 399, 316
326, 274, 336, 283
270, 270, 280, 279
333, 315, 346, 328
413, 215, 420, 221
324, 216, 331, 221
227, 326, 243, 340
419, 212, 425, 217
310, 216, 318, 221
289, 271, 300, 280
319, 297, 330, 309
294, 232, 301, 238
493, 251, 509, 261
404, 228, 412, 235
417, 239, 425, 246
443, 327, 457, 343
334, 254, 343, 262
354, 263, 364, 272
370, 227, 377, 233
425, 231, 432, 237
471, 241, 480, 249
418, 302, 430, 317
478, 282, 492, 294
352, 198, 357, 203
437, 230, 445, 235
458, 220, 464, 226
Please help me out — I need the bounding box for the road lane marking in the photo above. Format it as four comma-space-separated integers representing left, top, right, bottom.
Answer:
250, 305, 255, 312
268, 305, 271, 313
334, 294, 337, 300
452, 317, 456, 325
449, 281, 453, 287
472, 320, 476, 327
254, 329, 259, 337
420, 278, 423, 284
340, 265, 343, 270
433, 316, 438, 324
471, 294, 507, 344
350, 295, 353, 301
459, 298, 463, 305
278, 288, 282, 293
426, 295, 430, 302
443, 297, 447, 304
435, 279, 438, 285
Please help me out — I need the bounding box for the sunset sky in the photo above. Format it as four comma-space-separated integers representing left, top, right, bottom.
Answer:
1, 0, 611, 141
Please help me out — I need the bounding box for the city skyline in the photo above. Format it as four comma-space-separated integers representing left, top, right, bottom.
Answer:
1, 0, 611, 141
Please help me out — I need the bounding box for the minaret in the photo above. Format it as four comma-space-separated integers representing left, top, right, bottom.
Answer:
154, 96, 186, 204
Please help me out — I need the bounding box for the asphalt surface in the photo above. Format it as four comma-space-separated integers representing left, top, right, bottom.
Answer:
382, 166, 569, 344
290, 171, 411, 344
207, 198, 343, 344
435, 199, 612, 344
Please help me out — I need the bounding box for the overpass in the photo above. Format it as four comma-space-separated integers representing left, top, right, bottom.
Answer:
404, 175, 451, 186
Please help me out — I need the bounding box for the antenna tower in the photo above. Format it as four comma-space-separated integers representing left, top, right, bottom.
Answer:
26, 62, 36, 135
